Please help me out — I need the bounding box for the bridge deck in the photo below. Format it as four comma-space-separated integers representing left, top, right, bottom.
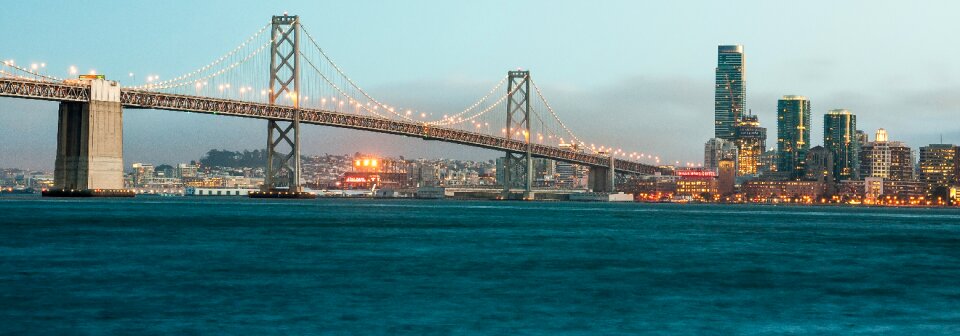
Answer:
0, 78, 660, 174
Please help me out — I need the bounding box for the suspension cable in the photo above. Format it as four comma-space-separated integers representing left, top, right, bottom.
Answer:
127, 24, 270, 89
530, 79, 583, 147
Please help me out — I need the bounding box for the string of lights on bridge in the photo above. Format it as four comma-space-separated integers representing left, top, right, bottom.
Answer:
0, 19, 716, 168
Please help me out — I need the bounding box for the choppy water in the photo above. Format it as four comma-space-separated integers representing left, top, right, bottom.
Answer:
1, 196, 959, 335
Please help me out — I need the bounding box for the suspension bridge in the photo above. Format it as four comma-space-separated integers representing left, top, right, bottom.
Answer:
0, 14, 663, 199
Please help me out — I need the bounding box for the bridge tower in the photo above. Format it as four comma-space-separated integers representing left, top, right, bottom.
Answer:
502, 70, 534, 200
255, 14, 312, 198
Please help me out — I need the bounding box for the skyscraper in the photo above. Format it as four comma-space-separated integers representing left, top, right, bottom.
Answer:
704, 138, 738, 172
823, 109, 859, 181
859, 129, 914, 181
918, 144, 958, 193
777, 95, 811, 180
715, 45, 745, 141
735, 113, 766, 176
758, 150, 779, 174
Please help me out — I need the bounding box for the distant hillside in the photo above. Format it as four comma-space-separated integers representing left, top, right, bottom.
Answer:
199, 149, 267, 168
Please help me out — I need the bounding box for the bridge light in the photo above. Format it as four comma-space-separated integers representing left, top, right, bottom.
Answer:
31, 63, 38, 70
68, 66, 77, 75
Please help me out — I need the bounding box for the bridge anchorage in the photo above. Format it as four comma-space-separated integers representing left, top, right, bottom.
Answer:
1, 13, 665, 199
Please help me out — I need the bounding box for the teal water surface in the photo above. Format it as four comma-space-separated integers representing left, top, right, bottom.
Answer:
1, 196, 959, 335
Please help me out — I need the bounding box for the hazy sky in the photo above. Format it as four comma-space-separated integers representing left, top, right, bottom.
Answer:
3, 0, 960, 170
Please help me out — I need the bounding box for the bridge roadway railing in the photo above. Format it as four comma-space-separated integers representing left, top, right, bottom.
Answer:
0, 78, 89, 102
0, 78, 660, 175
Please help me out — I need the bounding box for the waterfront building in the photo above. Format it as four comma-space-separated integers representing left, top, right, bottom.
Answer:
495, 157, 556, 187
776, 95, 811, 180
838, 178, 927, 202
131, 163, 155, 187
718, 158, 736, 195
823, 109, 859, 181
741, 180, 825, 202
177, 163, 199, 178
704, 138, 738, 172
186, 187, 258, 196
918, 144, 959, 193
715, 45, 746, 141
556, 161, 588, 188
675, 168, 719, 199
859, 129, 914, 181
734, 114, 766, 176
629, 173, 679, 201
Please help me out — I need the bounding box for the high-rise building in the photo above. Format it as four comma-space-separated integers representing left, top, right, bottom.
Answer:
823, 109, 859, 181
859, 129, 914, 181
855, 130, 868, 147
735, 114, 766, 176
776, 95, 811, 179
704, 138, 738, 172
918, 144, 958, 192
804, 146, 835, 183
715, 45, 746, 141
758, 150, 779, 174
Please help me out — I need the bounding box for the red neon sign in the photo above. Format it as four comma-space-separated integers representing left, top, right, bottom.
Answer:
675, 170, 717, 177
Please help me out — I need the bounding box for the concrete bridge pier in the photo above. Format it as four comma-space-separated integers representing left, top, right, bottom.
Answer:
587, 155, 616, 193
47, 79, 130, 197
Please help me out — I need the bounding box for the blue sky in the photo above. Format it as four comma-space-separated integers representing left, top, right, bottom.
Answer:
3, 0, 960, 169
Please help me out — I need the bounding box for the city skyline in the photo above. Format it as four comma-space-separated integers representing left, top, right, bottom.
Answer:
3, 1, 960, 170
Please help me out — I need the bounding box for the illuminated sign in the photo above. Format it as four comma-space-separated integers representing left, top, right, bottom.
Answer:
79, 74, 105, 80
344, 173, 381, 184
675, 169, 717, 177
354, 159, 379, 167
